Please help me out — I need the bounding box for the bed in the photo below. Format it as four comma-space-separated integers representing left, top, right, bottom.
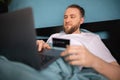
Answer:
0, 19, 119, 80
36, 19, 120, 64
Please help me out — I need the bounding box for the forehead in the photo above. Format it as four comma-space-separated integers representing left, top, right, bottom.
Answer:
64, 8, 80, 15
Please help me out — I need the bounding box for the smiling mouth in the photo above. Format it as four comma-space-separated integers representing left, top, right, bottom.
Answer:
65, 23, 72, 27
64, 25, 70, 28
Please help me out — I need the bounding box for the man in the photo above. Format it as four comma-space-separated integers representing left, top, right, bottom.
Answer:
37, 4, 120, 80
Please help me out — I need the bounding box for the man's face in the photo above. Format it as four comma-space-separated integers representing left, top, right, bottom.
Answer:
63, 8, 84, 34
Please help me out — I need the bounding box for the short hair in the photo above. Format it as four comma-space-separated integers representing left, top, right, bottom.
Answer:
67, 4, 85, 17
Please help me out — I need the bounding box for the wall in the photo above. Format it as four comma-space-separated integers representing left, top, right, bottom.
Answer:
8, 0, 120, 28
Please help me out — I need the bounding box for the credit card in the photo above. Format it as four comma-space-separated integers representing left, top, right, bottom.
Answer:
52, 38, 70, 48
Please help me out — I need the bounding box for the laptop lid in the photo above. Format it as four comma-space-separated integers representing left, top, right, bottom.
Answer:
0, 7, 45, 70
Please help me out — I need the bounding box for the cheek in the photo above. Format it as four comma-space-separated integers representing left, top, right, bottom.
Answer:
72, 18, 79, 23
63, 21, 67, 26
63, 21, 66, 25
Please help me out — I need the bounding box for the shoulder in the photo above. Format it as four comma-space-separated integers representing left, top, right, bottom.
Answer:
81, 32, 101, 40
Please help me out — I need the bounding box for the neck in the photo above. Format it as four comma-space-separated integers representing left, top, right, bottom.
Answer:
72, 29, 81, 34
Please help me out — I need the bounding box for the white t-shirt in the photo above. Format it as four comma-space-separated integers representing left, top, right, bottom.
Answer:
47, 31, 116, 63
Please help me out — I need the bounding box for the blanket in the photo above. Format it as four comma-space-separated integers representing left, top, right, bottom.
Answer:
0, 56, 108, 80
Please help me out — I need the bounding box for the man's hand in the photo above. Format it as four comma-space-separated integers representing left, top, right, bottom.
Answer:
36, 40, 51, 52
61, 45, 120, 80
61, 45, 98, 68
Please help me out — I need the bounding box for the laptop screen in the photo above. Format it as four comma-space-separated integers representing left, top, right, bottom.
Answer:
0, 7, 44, 70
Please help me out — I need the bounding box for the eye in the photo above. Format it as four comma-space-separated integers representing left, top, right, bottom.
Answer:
70, 15, 76, 18
64, 15, 68, 19
71, 16, 75, 18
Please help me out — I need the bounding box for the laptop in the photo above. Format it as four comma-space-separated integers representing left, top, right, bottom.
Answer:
0, 7, 69, 70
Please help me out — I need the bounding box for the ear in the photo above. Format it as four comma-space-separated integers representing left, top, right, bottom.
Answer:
80, 17, 84, 24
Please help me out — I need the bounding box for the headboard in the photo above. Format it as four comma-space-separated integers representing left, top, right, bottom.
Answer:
36, 19, 120, 64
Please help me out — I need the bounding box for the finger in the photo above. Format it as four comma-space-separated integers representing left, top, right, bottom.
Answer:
61, 49, 73, 57
38, 44, 43, 51
65, 54, 79, 61
61, 46, 81, 57
44, 43, 51, 49
68, 60, 81, 66
36, 40, 45, 51
61, 50, 67, 57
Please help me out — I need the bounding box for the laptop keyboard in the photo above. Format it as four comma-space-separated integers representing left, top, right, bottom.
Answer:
39, 54, 57, 66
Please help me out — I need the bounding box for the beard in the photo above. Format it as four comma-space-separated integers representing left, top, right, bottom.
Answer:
63, 24, 80, 34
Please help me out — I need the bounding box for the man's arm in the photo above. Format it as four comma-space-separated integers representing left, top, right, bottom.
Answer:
92, 57, 120, 80
61, 45, 120, 80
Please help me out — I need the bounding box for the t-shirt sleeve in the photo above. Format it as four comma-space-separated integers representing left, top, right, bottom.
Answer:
88, 35, 116, 63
